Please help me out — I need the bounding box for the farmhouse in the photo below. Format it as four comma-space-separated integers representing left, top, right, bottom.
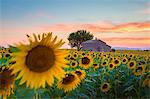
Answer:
81, 39, 111, 52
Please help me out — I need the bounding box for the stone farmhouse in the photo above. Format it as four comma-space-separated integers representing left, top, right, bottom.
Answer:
81, 39, 111, 52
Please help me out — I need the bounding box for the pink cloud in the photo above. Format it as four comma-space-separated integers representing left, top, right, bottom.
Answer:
40, 21, 150, 33
101, 37, 150, 48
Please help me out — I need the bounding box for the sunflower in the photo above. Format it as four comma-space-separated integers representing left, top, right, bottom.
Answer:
113, 59, 121, 67
65, 54, 72, 60
133, 65, 145, 76
3, 53, 12, 59
0, 47, 6, 54
93, 63, 99, 69
57, 72, 80, 92
108, 63, 115, 70
127, 60, 136, 69
0, 67, 15, 99
10, 33, 67, 89
122, 57, 128, 64
70, 61, 78, 68
69, 56, 75, 61
81, 52, 86, 56
72, 53, 78, 59
74, 69, 86, 80
79, 55, 93, 69
109, 57, 115, 62
100, 82, 110, 93
142, 75, 150, 87
101, 61, 108, 67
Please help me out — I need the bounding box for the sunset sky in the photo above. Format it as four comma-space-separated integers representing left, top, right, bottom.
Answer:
1, 0, 150, 48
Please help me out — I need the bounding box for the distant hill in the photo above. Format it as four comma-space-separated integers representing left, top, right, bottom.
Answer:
112, 47, 150, 50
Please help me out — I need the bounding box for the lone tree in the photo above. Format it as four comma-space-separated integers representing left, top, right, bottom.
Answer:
68, 30, 93, 50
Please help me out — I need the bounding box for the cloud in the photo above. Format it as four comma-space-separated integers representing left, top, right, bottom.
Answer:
101, 37, 150, 48
40, 21, 150, 33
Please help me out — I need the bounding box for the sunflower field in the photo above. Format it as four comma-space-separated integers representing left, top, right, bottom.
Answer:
0, 33, 150, 99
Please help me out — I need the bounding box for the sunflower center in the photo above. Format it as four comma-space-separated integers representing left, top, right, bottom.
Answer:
114, 60, 119, 64
70, 57, 75, 60
62, 74, 75, 84
74, 54, 77, 57
93, 64, 98, 67
81, 57, 90, 65
72, 62, 76, 66
25, 45, 55, 73
103, 62, 106, 65
102, 84, 108, 89
82, 53, 85, 56
123, 59, 126, 62
110, 64, 113, 68
129, 62, 134, 67
75, 71, 82, 76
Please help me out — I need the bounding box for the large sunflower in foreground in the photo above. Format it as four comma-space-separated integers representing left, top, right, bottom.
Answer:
0, 66, 15, 99
57, 72, 80, 92
10, 33, 67, 89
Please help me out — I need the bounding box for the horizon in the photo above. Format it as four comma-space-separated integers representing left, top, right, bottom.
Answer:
1, 0, 150, 48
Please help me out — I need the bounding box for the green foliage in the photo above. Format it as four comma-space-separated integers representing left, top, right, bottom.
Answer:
68, 30, 93, 50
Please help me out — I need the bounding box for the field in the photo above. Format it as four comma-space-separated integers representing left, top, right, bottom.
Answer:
0, 46, 150, 99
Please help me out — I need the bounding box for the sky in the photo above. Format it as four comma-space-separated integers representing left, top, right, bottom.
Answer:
0, 0, 150, 49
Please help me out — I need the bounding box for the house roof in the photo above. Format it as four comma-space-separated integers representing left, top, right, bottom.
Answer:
81, 40, 111, 48
81, 40, 106, 45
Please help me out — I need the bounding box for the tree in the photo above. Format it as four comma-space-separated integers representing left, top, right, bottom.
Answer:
68, 30, 93, 50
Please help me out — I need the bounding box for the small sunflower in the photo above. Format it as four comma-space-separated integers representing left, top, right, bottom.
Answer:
79, 55, 93, 69
10, 33, 67, 89
93, 63, 99, 69
113, 59, 121, 67
109, 57, 115, 62
74, 69, 86, 80
0, 67, 15, 99
57, 72, 80, 92
0, 47, 6, 54
108, 63, 115, 70
3, 53, 12, 59
70, 61, 78, 68
101, 61, 108, 67
65, 54, 72, 60
72, 53, 78, 59
127, 60, 136, 69
142, 75, 150, 87
100, 82, 110, 93
81, 52, 86, 56
69, 56, 75, 61
143, 79, 150, 87
133, 65, 145, 76
122, 57, 128, 64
